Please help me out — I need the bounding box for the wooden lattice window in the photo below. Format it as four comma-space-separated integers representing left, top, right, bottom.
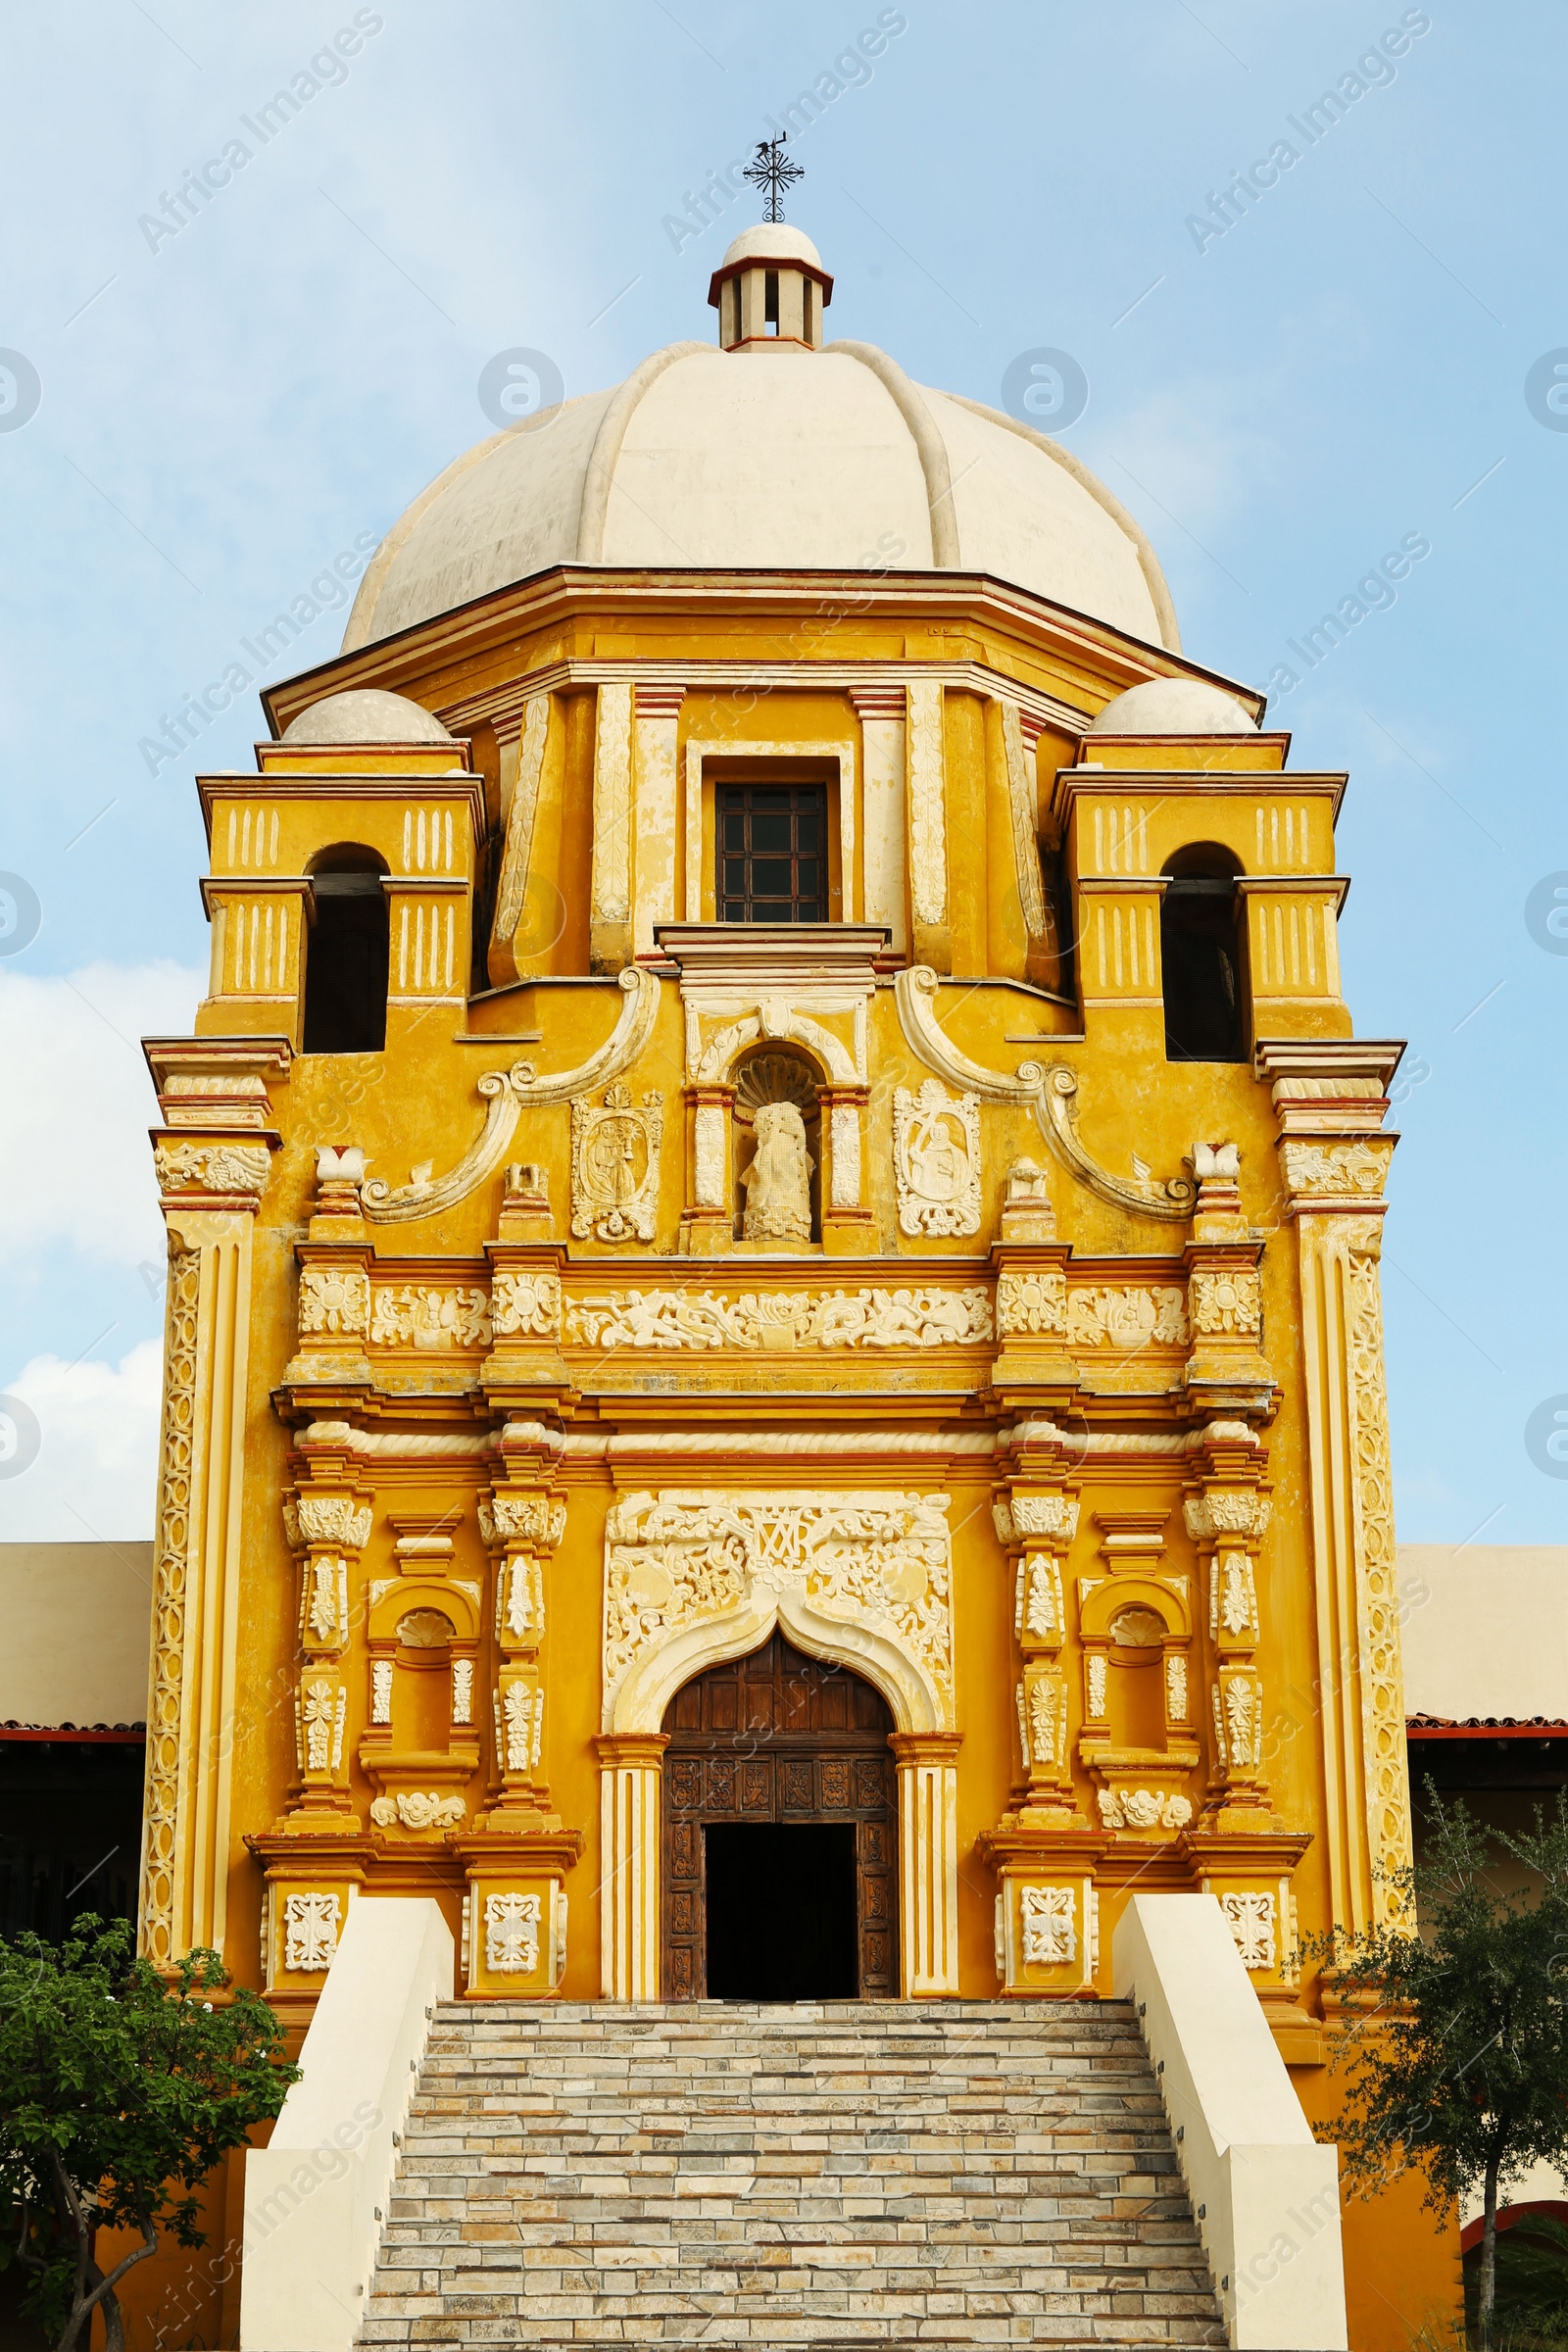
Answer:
717, 784, 825, 922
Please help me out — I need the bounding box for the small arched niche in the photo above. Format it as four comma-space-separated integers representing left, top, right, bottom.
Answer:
1160, 841, 1246, 1063
390, 1606, 456, 1752
731, 1045, 821, 1245
1105, 1604, 1169, 1751
303, 843, 389, 1054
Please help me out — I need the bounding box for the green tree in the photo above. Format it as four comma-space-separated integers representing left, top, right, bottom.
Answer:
1308, 1790, 1568, 2352
0, 1914, 299, 2352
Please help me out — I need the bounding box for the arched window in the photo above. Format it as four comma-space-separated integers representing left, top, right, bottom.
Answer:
1160, 843, 1245, 1063
303, 846, 388, 1054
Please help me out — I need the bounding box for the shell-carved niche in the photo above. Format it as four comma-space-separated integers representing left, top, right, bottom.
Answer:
732, 1048, 820, 1245
360, 1513, 482, 1835
1077, 1511, 1200, 1836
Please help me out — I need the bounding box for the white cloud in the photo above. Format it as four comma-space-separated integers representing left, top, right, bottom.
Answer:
0, 960, 202, 1270
0, 1338, 163, 1542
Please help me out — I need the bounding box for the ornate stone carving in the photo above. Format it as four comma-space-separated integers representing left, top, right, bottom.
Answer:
894, 967, 1197, 1220
1222, 1889, 1276, 1971
1225, 1678, 1259, 1767
1066, 1286, 1188, 1350
566, 1286, 993, 1351
1279, 1140, 1391, 1198
996, 1268, 1067, 1336
295, 1496, 373, 1549
1184, 1493, 1272, 1542
1024, 1559, 1061, 1639
603, 1489, 954, 1718
370, 1658, 392, 1724
305, 1556, 347, 1647
140, 1244, 202, 1967
570, 1084, 662, 1242
1098, 1788, 1193, 1832
1010, 1495, 1079, 1541
1212, 1555, 1257, 1639
302, 1679, 335, 1771
1344, 1230, 1413, 1916
477, 1494, 566, 1548
1027, 1679, 1060, 1766
369, 1286, 492, 1349
502, 1684, 532, 1772
828, 1101, 861, 1211
369, 1790, 466, 1831
485, 1889, 542, 1976
491, 1270, 562, 1337
741, 1102, 813, 1242
1020, 1885, 1075, 1967
893, 1081, 981, 1237
452, 1658, 473, 1725
361, 966, 660, 1221
298, 1266, 369, 1337
283, 1890, 340, 1972
154, 1141, 271, 1196
1086, 1655, 1107, 1718
693, 1102, 727, 1206
1166, 1653, 1188, 1720
1189, 1269, 1262, 1336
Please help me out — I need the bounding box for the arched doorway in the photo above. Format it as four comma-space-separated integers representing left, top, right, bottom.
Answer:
662, 1630, 897, 2001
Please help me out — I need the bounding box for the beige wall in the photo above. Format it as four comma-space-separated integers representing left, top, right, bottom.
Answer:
1399, 1544, 1568, 1723
0, 1542, 153, 1727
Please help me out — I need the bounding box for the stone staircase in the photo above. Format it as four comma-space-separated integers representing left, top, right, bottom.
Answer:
360, 1999, 1227, 2349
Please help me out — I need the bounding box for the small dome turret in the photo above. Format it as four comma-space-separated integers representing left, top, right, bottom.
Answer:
708, 222, 834, 351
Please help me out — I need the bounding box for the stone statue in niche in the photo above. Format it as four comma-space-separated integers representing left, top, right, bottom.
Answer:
741, 1102, 813, 1243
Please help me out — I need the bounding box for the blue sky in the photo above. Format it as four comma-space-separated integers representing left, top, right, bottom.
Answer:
0, 0, 1563, 1542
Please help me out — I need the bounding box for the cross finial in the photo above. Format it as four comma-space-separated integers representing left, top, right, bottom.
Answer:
743, 134, 804, 224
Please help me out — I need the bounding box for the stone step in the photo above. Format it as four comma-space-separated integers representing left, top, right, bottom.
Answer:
358, 1999, 1226, 2350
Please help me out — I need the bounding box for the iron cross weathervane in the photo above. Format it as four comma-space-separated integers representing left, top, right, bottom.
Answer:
743, 134, 804, 223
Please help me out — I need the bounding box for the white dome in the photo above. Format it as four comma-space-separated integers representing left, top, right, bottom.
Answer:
342, 333, 1180, 655
282, 687, 454, 744
1088, 677, 1256, 735
718, 222, 823, 270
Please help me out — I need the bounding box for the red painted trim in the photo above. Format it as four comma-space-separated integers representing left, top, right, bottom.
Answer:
1460, 2200, 1568, 2255
0, 1729, 146, 1744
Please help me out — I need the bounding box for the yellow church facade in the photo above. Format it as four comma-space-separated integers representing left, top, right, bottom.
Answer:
137, 223, 1449, 2342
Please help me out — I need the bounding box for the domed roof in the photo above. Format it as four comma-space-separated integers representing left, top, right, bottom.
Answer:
282, 687, 454, 744
1088, 678, 1256, 735
342, 231, 1180, 657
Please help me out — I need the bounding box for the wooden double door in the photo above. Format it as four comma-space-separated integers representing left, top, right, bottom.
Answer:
662, 1631, 898, 2000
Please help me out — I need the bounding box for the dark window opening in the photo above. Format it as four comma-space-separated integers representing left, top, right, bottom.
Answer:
705, 1822, 858, 1999
1161, 843, 1245, 1062
764, 269, 779, 332
0, 1738, 146, 1943
718, 784, 825, 921
303, 847, 389, 1054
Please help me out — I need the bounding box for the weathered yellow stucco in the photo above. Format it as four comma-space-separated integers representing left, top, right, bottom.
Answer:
140, 559, 1411, 2065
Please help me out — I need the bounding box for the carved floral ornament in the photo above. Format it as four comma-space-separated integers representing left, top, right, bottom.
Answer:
369, 1286, 491, 1349
602, 1487, 955, 1732
1189, 1268, 1262, 1336
1020, 1884, 1075, 1966
485, 1889, 541, 1975
282, 1890, 340, 1973
477, 1494, 567, 1549
567, 1286, 992, 1352
1098, 1788, 1193, 1833
996, 1272, 1188, 1349
369, 1790, 466, 1832
893, 1080, 981, 1238
1184, 1493, 1272, 1543
1222, 1888, 1276, 1971
492, 1270, 561, 1338
298, 1266, 370, 1337
1278, 1139, 1392, 1199
285, 1495, 373, 1550
571, 1084, 662, 1243
154, 1141, 271, 1198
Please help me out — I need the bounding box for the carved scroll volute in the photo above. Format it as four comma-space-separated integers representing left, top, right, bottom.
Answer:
478, 1424, 567, 1815
283, 1462, 373, 1821
1183, 1448, 1274, 1824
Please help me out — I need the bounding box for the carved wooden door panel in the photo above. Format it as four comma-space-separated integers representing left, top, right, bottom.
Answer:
662, 1631, 898, 1999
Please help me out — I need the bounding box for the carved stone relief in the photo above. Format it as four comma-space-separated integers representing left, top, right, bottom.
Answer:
893, 1081, 981, 1238
1066, 1287, 1188, 1350
1010, 1496, 1080, 1541
370, 1658, 392, 1725
452, 1659, 473, 1725
485, 1889, 542, 1976
1279, 1140, 1391, 1198
368, 1286, 493, 1349
491, 1271, 561, 1337
1020, 1885, 1076, 1967
1166, 1653, 1188, 1719
298, 1267, 369, 1337
603, 1488, 954, 1721
570, 1084, 662, 1243
369, 1790, 466, 1831
566, 1286, 992, 1352
1189, 1269, 1262, 1336
283, 1889, 340, 1972
154, 1142, 271, 1196
741, 1102, 813, 1242
996, 1269, 1067, 1336
1221, 1888, 1276, 1971
1098, 1788, 1193, 1832
294, 1497, 373, 1549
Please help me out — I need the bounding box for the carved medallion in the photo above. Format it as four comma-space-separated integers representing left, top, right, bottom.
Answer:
570, 1083, 662, 1243
298, 1266, 369, 1337
893, 1080, 981, 1237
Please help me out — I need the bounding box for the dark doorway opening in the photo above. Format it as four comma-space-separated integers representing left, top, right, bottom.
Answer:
705, 1821, 858, 2000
